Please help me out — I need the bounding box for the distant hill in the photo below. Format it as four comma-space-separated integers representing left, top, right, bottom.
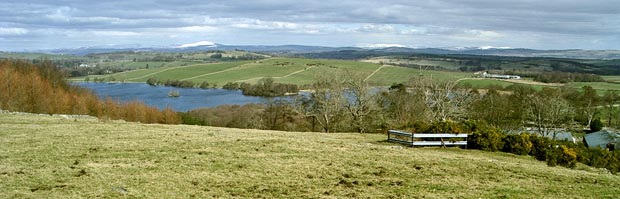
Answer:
12, 43, 620, 59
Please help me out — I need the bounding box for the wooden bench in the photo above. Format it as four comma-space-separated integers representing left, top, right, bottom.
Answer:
387, 130, 468, 147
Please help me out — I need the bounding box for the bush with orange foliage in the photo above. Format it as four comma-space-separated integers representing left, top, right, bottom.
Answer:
0, 59, 180, 124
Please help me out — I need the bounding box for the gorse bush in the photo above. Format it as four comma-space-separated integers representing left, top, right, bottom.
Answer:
502, 133, 533, 155
546, 145, 577, 168
468, 126, 505, 152
429, 120, 465, 134
529, 135, 552, 161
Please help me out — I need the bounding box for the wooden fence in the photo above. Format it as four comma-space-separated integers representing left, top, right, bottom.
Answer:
387, 130, 468, 147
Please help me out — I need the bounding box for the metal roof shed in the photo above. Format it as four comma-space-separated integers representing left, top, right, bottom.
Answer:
584, 130, 620, 150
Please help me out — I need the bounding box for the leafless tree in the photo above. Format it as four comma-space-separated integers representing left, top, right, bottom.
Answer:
525, 88, 574, 139
343, 72, 379, 133
305, 73, 346, 132
409, 76, 473, 122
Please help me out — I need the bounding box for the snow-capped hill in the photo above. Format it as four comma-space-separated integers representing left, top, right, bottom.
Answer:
442, 46, 514, 51
358, 43, 407, 48
477, 46, 513, 50
176, 41, 217, 48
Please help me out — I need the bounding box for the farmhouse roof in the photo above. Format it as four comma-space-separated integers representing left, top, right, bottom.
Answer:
516, 130, 576, 143
584, 130, 620, 149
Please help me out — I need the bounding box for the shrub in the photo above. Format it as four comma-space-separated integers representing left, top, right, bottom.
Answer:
468, 127, 505, 152
546, 145, 577, 168
608, 151, 620, 174
429, 120, 464, 134
590, 118, 603, 133
199, 81, 210, 89
502, 133, 533, 155
529, 135, 551, 161
222, 82, 240, 90
146, 78, 158, 86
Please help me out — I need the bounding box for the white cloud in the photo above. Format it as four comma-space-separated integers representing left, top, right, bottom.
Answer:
231, 19, 299, 30
0, 27, 29, 36
357, 24, 395, 33
90, 31, 141, 37
177, 26, 218, 32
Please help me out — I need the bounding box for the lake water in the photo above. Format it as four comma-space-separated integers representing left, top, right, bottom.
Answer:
75, 82, 281, 112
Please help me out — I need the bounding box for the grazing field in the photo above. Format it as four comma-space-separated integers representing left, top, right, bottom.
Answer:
95, 61, 202, 70
1, 113, 620, 198
89, 58, 428, 86
459, 78, 620, 94
367, 66, 470, 85
603, 76, 620, 83
75, 56, 620, 92
457, 78, 521, 89
566, 82, 620, 94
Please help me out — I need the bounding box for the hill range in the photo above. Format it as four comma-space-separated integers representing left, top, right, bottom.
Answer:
20, 42, 620, 60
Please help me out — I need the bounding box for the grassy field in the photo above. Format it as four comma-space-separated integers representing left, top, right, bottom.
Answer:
86, 57, 473, 87
94, 61, 201, 70
85, 58, 395, 86
603, 76, 620, 83
368, 66, 471, 85
363, 56, 558, 72
1, 113, 619, 198
457, 78, 523, 89
459, 78, 620, 94
74, 56, 620, 92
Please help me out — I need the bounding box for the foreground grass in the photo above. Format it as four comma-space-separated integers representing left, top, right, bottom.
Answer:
1, 114, 619, 198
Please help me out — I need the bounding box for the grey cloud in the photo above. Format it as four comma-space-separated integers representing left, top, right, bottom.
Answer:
0, 0, 618, 50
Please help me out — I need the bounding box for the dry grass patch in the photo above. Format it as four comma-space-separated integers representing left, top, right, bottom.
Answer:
1, 113, 619, 198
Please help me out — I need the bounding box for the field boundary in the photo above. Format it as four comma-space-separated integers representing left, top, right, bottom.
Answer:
181, 59, 273, 81
364, 65, 388, 81
234, 65, 318, 83
127, 64, 202, 81
180, 64, 245, 81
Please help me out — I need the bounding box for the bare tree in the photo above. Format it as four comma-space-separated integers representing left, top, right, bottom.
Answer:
580, 86, 599, 127
305, 73, 346, 132
380, 83, 430, 129
602, 90, 618, 127
409, 76, 473, 122
343, 72, 379, 133
525, 88, 574, 139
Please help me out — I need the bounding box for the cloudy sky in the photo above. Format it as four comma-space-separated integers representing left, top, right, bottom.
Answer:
1, 0, 618, 51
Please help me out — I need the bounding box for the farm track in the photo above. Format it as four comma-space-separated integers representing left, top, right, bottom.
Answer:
456, 77, 563, 87
180, 58, 274, 81
364, 65, 389, 81
126, 63, 201, 81
180, 65, 245, 81
234, 65, 317, 83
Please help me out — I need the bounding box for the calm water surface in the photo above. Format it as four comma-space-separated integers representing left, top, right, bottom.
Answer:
76, 82, 280, 112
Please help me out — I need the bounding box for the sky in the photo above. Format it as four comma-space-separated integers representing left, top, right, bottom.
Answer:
0, 0, 619, 51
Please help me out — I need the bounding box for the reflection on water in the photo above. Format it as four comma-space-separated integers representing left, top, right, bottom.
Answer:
75, 82, 282, 112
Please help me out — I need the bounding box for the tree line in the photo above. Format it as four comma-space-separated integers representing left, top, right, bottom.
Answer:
0, 59, 180, 124
181, 72, 619, 134
222, 78, 299, 97
146, 77, 299, 97
179, 72, 620, 171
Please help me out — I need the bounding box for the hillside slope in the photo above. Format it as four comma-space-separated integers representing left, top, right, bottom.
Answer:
95, 58, 470, 86
1, 113, 619, 198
